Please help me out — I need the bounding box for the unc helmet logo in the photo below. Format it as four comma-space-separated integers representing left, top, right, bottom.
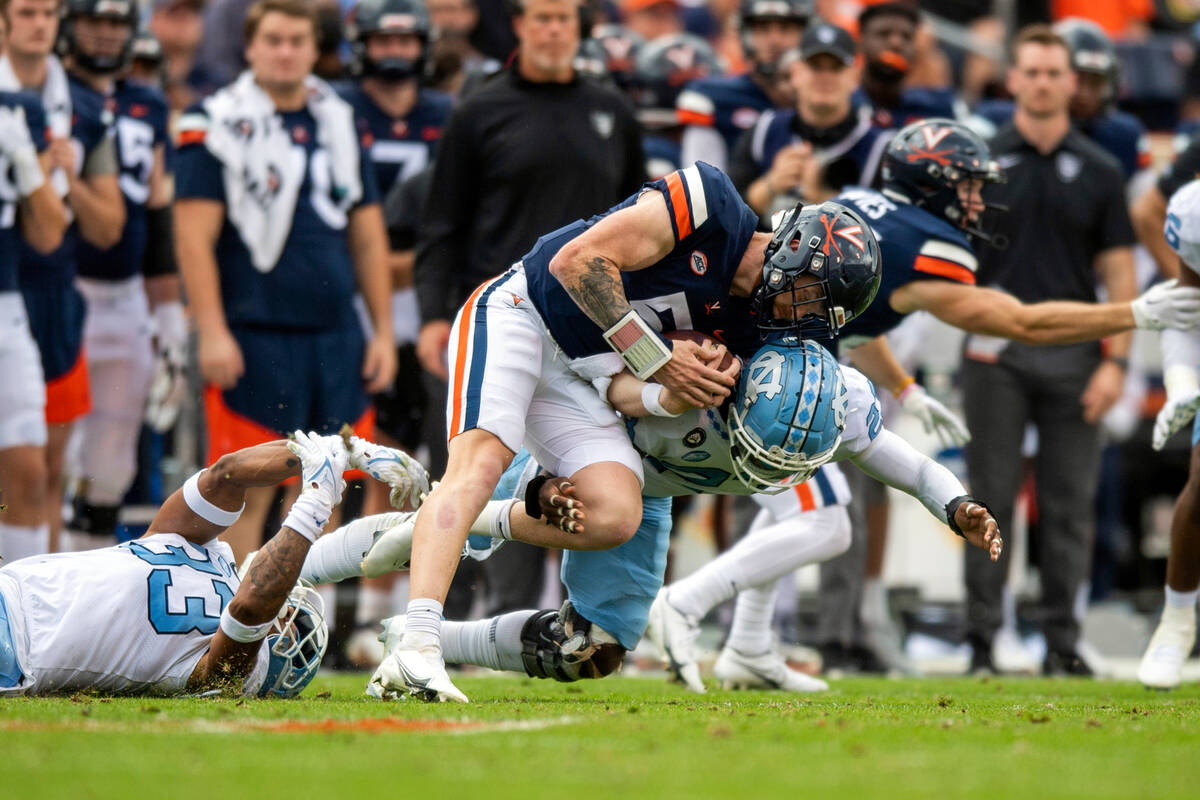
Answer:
745, 348, 785, 402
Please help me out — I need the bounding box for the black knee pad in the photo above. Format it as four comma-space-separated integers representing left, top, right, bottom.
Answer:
66, 496, 120, 538
519, 601, 626, 682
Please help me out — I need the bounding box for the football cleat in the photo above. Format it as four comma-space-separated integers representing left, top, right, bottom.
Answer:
360, 511, 417, 577
1138, 604, 1197, 690
714, 647, 829, 692
368, 636, 468, 704
645, 590, 705, 693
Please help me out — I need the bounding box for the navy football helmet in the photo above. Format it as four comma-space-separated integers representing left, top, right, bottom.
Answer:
739, 0, 810, 78
631, 33, 721, 129
60, 0, 138, 75
753, 201, 881, 340
1054, 17, 1119, 115
881, 118, 1005, 246
349, 0, 430, 82
254, 580, 329, 699
728, 338, 847, 493
588, 24, 644, 90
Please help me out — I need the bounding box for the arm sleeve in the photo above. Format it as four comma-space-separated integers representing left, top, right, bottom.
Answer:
415, 104, 479, 324
850, 429, 967, 524
82, 133, 118, 178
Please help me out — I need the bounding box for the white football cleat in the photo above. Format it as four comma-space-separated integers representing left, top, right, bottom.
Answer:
368, 637, 468, 704
1138, 604, 1197, 690
645, 590, 705, 693
714, 647, 829, 692
360, 512, 417, 577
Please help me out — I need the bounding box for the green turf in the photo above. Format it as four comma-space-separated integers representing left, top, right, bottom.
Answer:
3, 674, 1198, 798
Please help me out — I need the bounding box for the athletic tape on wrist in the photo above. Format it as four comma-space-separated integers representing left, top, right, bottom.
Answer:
641, 382, 681, 417
282, 493, 331, 543
219, 606, 275, 643
183, 470, 244, 527
602, 310, 672, 380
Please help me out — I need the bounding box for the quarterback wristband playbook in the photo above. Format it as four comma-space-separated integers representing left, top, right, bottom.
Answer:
219, 607, 275, 643
183, 470, 245, 527
944, 495, 993, 538
603, 310, 672, 380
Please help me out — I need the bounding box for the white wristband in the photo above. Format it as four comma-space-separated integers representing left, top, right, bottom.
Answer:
282, 491, 331, 543
219, 606, 275, 643
11, 146, 43, 197
641, 382, 681, 417
183, 470, 244, 527
602, 310, 672, 380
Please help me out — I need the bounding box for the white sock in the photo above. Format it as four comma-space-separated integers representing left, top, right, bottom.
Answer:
467, 499, 518, 540
300, 513, 406, 584
726, 584, 778, 655
0, 522, 49, 562
860, 577, 888, 629
1165, 585, 1200, 609
404, 598, 444, 645
442, 610, 534, 672
356, 586, 392, 626
670, 506, 850, 620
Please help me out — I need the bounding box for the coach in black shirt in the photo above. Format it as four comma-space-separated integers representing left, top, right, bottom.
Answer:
962, 26, 1137, 677
414, 0, 643, 613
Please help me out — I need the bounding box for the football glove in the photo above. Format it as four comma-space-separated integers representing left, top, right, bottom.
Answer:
345, 433, 430, 509
898, 382, 971, 448
1131, 280, 1200, 331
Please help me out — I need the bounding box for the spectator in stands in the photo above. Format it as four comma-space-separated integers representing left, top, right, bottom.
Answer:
175, 0, 395, 561
414, 0, 643, 614
731, 21, 889, 218
621, 0, 681, 44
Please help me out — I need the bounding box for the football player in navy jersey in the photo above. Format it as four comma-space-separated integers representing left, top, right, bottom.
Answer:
734, 22, 891, 220
0, 89, 70, 563
971, 18, 1148, 181
854, 2, 963, 130
675, 0, 806, 172
174, 0, 395, 561
630, 32, 720, 179
388, 160, 885, 702
3, 0, 126, 555
56, 0, 187, 552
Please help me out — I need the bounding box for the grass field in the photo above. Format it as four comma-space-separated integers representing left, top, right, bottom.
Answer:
4, 673, 1199, 799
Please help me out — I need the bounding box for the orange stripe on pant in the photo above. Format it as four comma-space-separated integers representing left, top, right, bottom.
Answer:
449, 277, 500, 440
203, 385, 375, 482
793, 481, 817, 512
913, 255, 976, 285
45, 348, 91, 425
663, 171, 692, 238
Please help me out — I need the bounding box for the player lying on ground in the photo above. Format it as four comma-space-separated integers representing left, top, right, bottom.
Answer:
0, 431, 426, 697
1139, 178, 1200, 689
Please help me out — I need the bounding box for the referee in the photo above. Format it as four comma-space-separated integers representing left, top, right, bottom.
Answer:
961, 25, 1137, 676
414, 0, 644, 613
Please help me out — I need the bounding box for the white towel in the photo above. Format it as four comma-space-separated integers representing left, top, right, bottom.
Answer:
0, 54, 73, 196
194, 71, 362, 273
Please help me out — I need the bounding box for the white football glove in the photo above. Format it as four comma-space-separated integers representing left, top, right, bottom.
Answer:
283, 432, 349, 541
0, 105, 43, 197
1131, 280, 1200, 331
145, 302, 188, 433
898, 382, 971, 448
346, 434, 430, 509
1153, 390, 1200, 451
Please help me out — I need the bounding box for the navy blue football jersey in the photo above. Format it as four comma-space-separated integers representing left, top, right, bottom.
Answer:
644, 133, 682, 179
0, 91, 48, 293
75, 79, 171, 282
338, 83, 452, 195
524, 161, 761, 361
746, 105, 892, 192
854, 86, 961, 130
17, 77, 111, 290
834, 186, 977, 342
676, 73, 773, 156
173, 102, 381, 331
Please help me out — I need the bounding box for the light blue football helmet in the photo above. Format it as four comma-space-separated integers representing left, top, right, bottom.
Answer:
727, 338, 848, 493
255, 580, 329, 699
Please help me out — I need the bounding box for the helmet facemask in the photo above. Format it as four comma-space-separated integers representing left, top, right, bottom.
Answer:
254, 580, 329, 699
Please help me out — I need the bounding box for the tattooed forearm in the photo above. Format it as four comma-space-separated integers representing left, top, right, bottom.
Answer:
562, 255, 632, 329
238, 528, 311, 624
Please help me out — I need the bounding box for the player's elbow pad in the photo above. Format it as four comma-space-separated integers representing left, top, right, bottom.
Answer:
143, 205, 178, 277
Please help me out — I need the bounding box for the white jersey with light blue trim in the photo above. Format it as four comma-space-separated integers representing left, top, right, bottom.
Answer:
632, 366, 882, 498
0, 533, 269, 696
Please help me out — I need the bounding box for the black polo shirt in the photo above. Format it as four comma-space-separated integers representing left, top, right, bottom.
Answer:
977, 124, 1135, 304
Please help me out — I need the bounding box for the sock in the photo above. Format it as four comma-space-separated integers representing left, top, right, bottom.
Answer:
726, 584, 778, 655
670, 506, 850, 620
442, 610, 534, 672
300, 513, 407, 584
1165, 585, 1200, 609
467, 499, 518, 540
356, 586, 392, 626
0, 522, 49, 562
404, 598, 444, 646
860, 577, 888, 629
